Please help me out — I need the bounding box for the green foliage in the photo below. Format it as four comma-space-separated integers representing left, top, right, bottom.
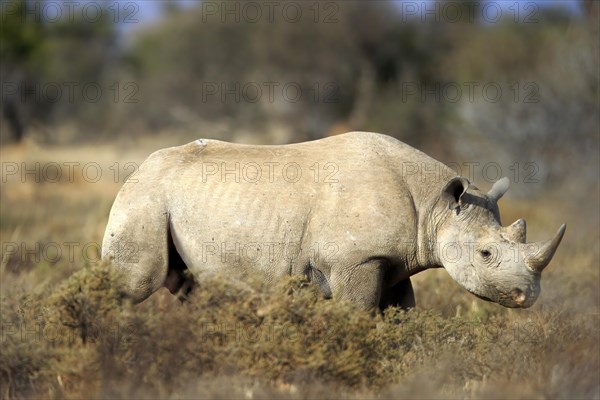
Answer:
0, 0, 44, 66
1, 0, 118, 141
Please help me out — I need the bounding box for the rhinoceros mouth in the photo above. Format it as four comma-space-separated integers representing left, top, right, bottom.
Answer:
472, 290, 531, 308
472, 292, 494, 303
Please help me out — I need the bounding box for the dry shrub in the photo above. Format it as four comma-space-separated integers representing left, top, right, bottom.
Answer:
1, 259, 598, 399
90, 273, 384, 395
1, 291, 57, 399
47, 261, 128, 345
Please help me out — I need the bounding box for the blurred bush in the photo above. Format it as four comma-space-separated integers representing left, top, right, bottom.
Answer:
2, 1, 597, 163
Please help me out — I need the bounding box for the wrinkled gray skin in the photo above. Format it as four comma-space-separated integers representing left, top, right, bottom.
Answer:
102, 132, 565, 310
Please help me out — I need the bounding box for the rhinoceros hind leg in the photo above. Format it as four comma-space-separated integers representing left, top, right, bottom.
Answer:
164, 239, 195, 302
102, 187, 174, 303
379, 278, 416, 311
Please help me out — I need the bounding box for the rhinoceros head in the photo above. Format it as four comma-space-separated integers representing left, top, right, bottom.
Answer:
434, 176, 566, 308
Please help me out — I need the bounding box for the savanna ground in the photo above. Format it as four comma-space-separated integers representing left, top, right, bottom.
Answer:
1, 133, 598, 399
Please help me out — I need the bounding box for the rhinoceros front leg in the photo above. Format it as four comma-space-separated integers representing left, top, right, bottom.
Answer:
329, 259, 386, 311
379, 278, 416, 310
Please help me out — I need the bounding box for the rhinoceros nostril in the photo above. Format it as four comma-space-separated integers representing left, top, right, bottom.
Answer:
511, 288, 527, 305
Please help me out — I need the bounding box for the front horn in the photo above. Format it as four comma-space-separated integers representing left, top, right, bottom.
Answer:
523, 224, 566, 273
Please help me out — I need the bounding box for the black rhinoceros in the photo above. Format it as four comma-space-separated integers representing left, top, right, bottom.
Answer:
102, 132, 565, 310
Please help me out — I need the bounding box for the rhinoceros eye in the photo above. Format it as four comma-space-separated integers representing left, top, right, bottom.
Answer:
479, 249, 492, 259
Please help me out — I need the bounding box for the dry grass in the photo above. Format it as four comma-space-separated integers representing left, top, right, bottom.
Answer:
1, 138, 598, 399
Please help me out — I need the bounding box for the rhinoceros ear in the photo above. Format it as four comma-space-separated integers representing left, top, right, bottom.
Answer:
441, 176, 470, 210
487, 177, 510, 203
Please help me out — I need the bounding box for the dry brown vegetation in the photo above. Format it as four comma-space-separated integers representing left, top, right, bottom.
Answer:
1, 138, 598, 399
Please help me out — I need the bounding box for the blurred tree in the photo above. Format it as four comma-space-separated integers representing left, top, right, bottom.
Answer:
1, 0, 118, 143
440, 1, 598, 191
0, 0, 45, 141
2, 0, 594, 173
347, 2, 460, 152
125, 1, 463, 147
126, 2, 360, 140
